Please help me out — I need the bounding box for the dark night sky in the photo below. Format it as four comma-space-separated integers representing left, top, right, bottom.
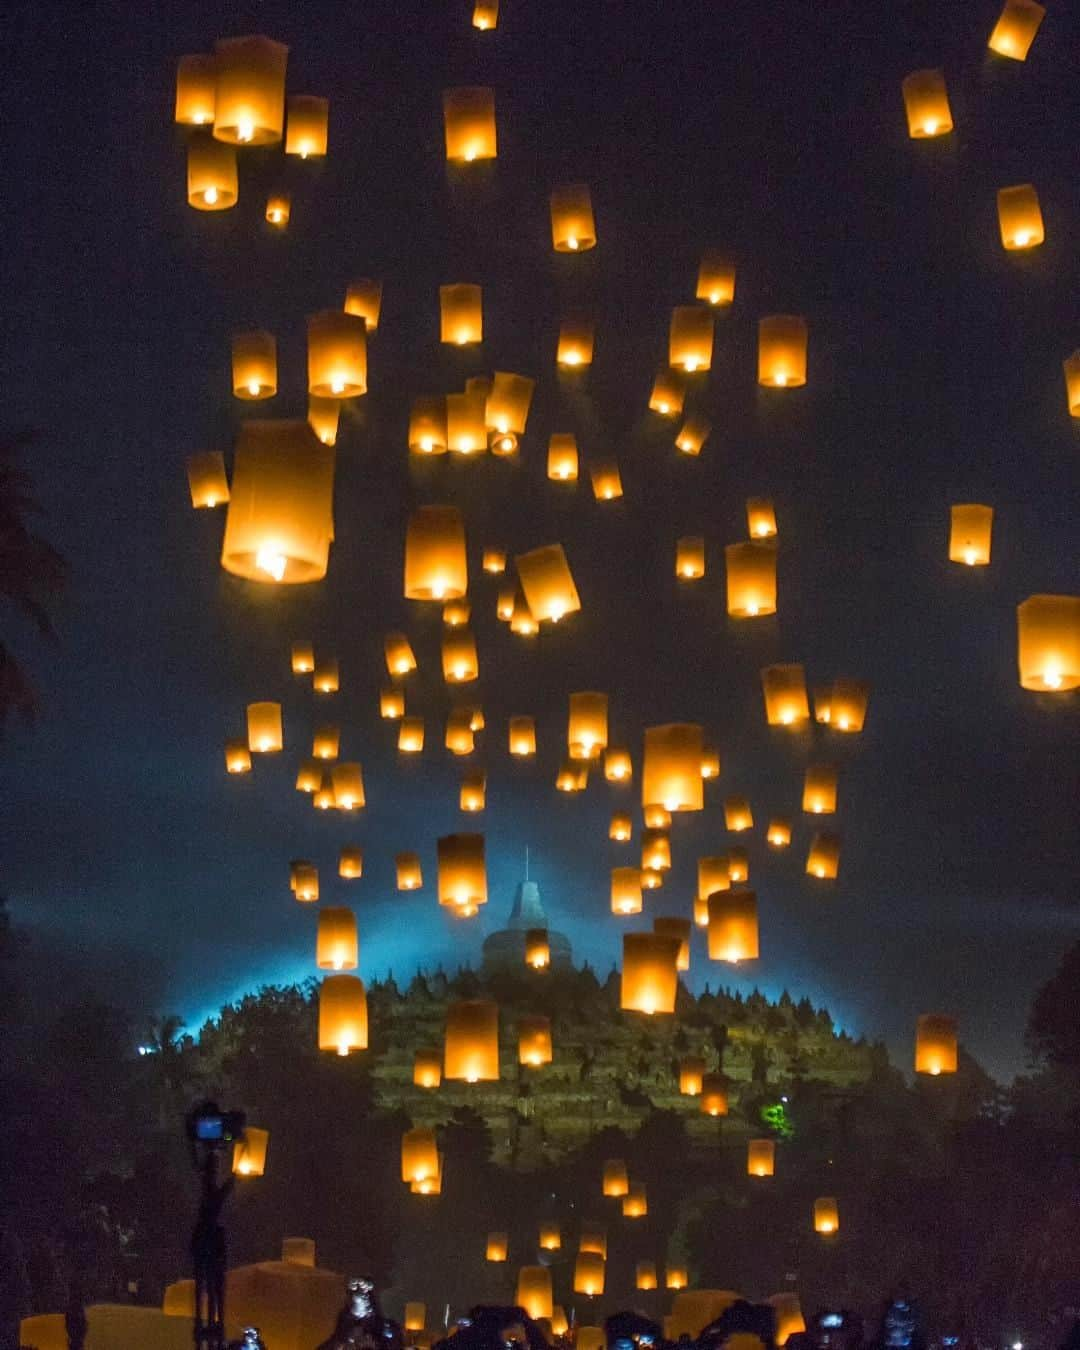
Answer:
1, 0, 1077, 1082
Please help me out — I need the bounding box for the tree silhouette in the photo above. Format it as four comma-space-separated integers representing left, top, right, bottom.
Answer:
1026, 940, 1080, 1076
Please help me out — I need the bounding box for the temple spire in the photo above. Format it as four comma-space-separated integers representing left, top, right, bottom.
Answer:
525, 846, 530, 881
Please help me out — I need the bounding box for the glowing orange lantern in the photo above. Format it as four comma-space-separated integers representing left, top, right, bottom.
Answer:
707, 890, 758, 963
212, 35, 287, 146
442, 628, 478, 683
590, 461, 623, 501
225, 740, 252, 774
232, 1126, 269, 1177
331, 762, 365, 811
669, 306, 714, 372
446, 389, 487, 455
746, 498, 777, 538
767, 818, 792, 849
676, 536, 705, 580
1016, 594, 1080, 691
380, 689, 405, 721
175, 54, 216, 126
568, 692, 608, 759
317, 908, 358, 971
622, 1182, 648, 1218
404, 1304, 426, 1333
642, 723, 704, 813
641, 828, 672, 873
949, 503, 993, 566
643, 804, 671, 830
653, 916, 691, 971
402, 1128, 440, 1186
290, 641, 314, 674
487, 372, 535, 436
440, 284, 483, 346
290, 860, 318, 903
339, 848, 363, 880
770, 1294, 805, 1346
649, 370, 685, 416
308, 396, 340, 446
679, 1058, 704, 1095
621, 933, 680, 1014
313, 657, 339, 694
579, 1227, 607, 1259
405, 506, 468, 601
443, 87, 497, 162
814, 1198, 839, 1235
344, 279, 383, 332
525, 929, 551, 969
806, 832, 841, 880
761, 664, 810, 727
414, 1049, 442, 1088
604, 748, 632, 783
246, 702, 282, 753
385, 633, 417, 677
725, 541, 777, 617
551, 184, 597, 252
675, 416, 711, 456
308, 311, 366, 398
487, 1232, 508, 1262
697, 252, 736, 306
286, 96, 328, 158
508, 715, 537, 757
437, 833, 487, 912
603, 1159, 629, 1196
915, 1014, 958, 1075
574, 1253, 605, 1297
473, 0, 499, 29
988, 0, 1045, 59
611, 867, 643, 916
701, 1073, 729, 1117
557, 318, 595, 368
747, 1138, 775, 1177
700, 749, 721, 780
758, 316, 808, 388
318, 974, 367, 1055
459, 773, 486, 813
636, 1262, 658, 1291
803, 764, 838, 814
727, 847, 749, 883
547, 434, 579, 483
231, 331, 277, 400
829, 678, 869, 731
997, 184, 1044, 250
187, 451, 229, 508
539, 1222, 561, 1252
188, 134, 238, 210
396, 852, 423, 890
901, 69, 953, 138
519, 1015, 553, 1067
666, 1267, 689, 1291
610, 813, 633, 842
398, 717, 425, 755
515, 544, 581, 623
409, 396, 448, 455
445, 999, 500, 1082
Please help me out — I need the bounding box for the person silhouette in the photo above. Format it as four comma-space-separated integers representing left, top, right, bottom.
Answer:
190, 1154, 234, 1343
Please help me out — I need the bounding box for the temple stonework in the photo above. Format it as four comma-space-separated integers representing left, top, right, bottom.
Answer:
481, 878, 573, 974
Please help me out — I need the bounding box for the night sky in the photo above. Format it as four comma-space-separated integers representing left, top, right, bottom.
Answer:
2, 0, 1077, 1083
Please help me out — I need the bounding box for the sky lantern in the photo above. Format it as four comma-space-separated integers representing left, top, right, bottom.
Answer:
568, 692, 608, 760
318, 974, 368, 1055
603, 1159, 629, 1197
557, 317, 595, 368
700, 749, 721, 780
317, 908, 358, 972
988, 0, 1045, 57
758, 315, 808, 388
222, 420, 335, 583
806, 831, 841, 879
443, 599, 471, 627
693, 896, 709, 927
312, 724, 340, 759
622, 1182, 648, 1218
636, 1262, 658, 1292
611, 867, 642, 916
285, 95, 328, 158
414, 1049, 442, 1088
724, 796, 753, 831
307, 395, 340, 447
1016, 595, 1080, 691
445, 999, 500, 1082
509, 715, 537, 757
669, 306, 714, 372
396, 852, 423, 890
175, 54, 216, 125
901, 69, 953, 138
551, 1310, 569, 1338
666, 1267, 689, 1292
186, 451, 229, 509
308, 311, 367, 398
339, 847, 363, 880
676, 536, 705, 580
803, 764, 838, 815
401, 1128, 440, 1186
212, 35, 287, 145
442, 628, 479, 683
344, 278, 382, 332
725, 541, 777, 617
246, 701, 282, 753
409, 396, 448, 455
590, 461, 624, 501
487, 372, 535, 436
643, 804, 671, 829
443, 87, 497, 162
385, 633, 417, 677
1063, 353, 1080, 418
440, 284, 483, 346
404, 1304, 425, 1334
767, 818, 792, 849
331, 762, 365, 810
579, 1226, 607, 1258
701, 1073, 729, 1117
697, 252, 736, 306
675, 415, 711, 456
997, 184, 1044, 251
539, 1222, 561, 1252
519, 1015, 553, 1067
404, 505, 468, 601
604, 747, 632, 783
653, 915, 691, 971
761, 664, 810, 727
313, 779, 336, 811
511, 594, 539, 637
313, 657, 339, 694
551, 184, 597, 252
679, 1058, 704, 1095
291, 861, 319, 902
459, 772, 486, 813
380, 689, 405, 721
641, 869, 664, 892
516, 544, 581, 622
746, 498, 777, 539
621, 933, 680, 1014
829, 678, 870, 731
231, 332, 276, 400
574, 1253, 605, 1298
187, 134, 238, 210
814, 1197, 840, 1235
747, 1138, 775, 1177
473, 0, 499, 29
525, 929, 551, 969
649, 370, 685, 416
487, 1233, 508, 1262
295, 760, 320, 792
814, 687, 833, 724
412, 1157, 442, 1195
556, 760, 588, 792
232, 1126, 269, 1178
225, 740, 251, 775
727, 847, 749, 883
708, 890, 758, 963
949, 504, 993, 566
642, 723, 704, 812
610, 813, 633, 842
770, 1294, 806, 1347
291, 641, 314, 674
482, 548, 507, 575
437, 833, 487, 912
446, 389, 488, 454
445, 710, 475, 756
915, 1013, 959, 1075
548, 433, 580, 483
641, 828, 672, 873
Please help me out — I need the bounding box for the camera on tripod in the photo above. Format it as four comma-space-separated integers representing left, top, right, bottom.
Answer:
187, 1100, 247, 1150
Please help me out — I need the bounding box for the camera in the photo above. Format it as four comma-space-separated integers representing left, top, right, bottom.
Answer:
187, 1100, 247, 1148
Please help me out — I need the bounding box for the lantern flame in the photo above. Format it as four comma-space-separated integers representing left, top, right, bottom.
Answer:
204, 187, 219, 205
237, 118, 255, 143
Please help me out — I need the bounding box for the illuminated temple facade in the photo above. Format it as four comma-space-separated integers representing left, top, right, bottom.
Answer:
481, 876, 573, 975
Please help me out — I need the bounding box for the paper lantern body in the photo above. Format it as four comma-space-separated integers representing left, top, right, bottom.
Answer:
568, 691, 608, 759
187, 451, 230, 508
746, 497, 778, 538
344, 278, 383, 332
516, 544, 581, 622
622, 1182, 648, 1218
516, 1267, 553, 1321
487, 373, 535, 435
758, 315, 808, 388
997, 184, 1044, 250
459, 772, 486, 812
1016, 594, 1080, 691
176, 54, 216, 125
437, 833, 487, 911
558, 318, 595, 367
611, 867, 643, 916
264, 193, 290, 228
473, 0, 499, 29
724, 797, 753, 831
669, 306, 714, 372
697, 251, 736, 305
902, 69, 953, 138
767, 818, 792, 849
761, 664, 810, 727
519, 1015, 553, 1067
814, 1197, 840, 1234
591, 461, 624, 500
701, 1073, 729, 1117
641, 829, 672, 872
225, 740, 252, 774
707, 890, 759, 963
231, 331, 276, 400
308, 311, 367, 398
806, 832, 841, 879
604, 748, 632, 783
574, 1252, 606, 1297
447, 390, 488, 454
915, 1014, 959, 1075
539, 1222, 561, 1252
409, 396, 448, 455
769, 1294, 806, 1347
247, 702, 282, 753
317, 907, 358, 971
747, 1138, 775, 1177
443, 87, 497, 162
318, 974, 368, 1054
636, 1262, 658, 1291
188, 134, 238, 210
339, 848, 363, 879
445, 999, 500, 1081
525, 929, 551, 969
675, 416, 711, 456
621, 933, 680, 1014
487, 1233, 508, 1262
988, 0, 1045, 59
313, 657, 339, 694
666, 1267, 689, 1291
508, 715, 537, 757
233, 1126, 269, 1177
291, 641, 315, 674
547, 433, 580, 482
396, 852, 423, 890
307, 396, 340, 447
726, 541, 777, 617
440, 284, 483, 345
803, 763, 838, 814
401, 1128, 440, 1184
442, 628, 479, 683
405, 506, 468, 601
603, 1159, 629, 1196
213, 35, 288, 146
642, 723, 704, 812
653, 916, 691, 971
949, 503, 994, 565
551, 184, 597, 252
610, 813, 633, 842
676, 536, 705, 580
679, 1058, 704, 1095
404, 1303, 426, 1333
385, 634, 418, 677
414, 1049, 442, 1088
222, 421, 334, 584
579, 1226, 607, 1258
649, 370, 685, 416
286, 95, 329, 158
830, 678, 870, 732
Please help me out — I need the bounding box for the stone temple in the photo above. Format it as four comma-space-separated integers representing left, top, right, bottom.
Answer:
481, 874, 573, 974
